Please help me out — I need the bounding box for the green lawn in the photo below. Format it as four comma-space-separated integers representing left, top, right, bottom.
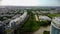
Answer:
21, 12, 40, 32
48, 14, 60, 18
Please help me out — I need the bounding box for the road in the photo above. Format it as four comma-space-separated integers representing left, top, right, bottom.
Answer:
33, 26, 50, 34
35, 15, 39, 21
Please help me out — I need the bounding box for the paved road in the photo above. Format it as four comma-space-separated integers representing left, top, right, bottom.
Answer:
35, 15, 39, 21
33, 26, 50, 34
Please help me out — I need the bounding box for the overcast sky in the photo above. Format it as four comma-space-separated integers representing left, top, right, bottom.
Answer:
0, 0, 60, 6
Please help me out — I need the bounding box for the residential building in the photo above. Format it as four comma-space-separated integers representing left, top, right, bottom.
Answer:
0, 21, 4, 34
39, 15, 51, 21
51, 17, 60, 34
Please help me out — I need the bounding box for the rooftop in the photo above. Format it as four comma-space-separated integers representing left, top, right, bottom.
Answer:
52, 17, 60, 25
39, 15, 51, 21
52, 17, 60, 28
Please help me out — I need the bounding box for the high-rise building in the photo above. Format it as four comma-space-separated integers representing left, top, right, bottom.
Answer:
51, 17, 60, 34
0, 21, 4, 34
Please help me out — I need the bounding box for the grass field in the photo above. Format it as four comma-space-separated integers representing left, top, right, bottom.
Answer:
48, 14, 60, 18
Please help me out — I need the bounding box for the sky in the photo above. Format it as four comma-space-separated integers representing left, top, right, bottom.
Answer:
0, 0, 60, 6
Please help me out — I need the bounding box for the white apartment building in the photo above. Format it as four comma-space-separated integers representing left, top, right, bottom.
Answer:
8, 11, 27, 28
51, 17, 60, 34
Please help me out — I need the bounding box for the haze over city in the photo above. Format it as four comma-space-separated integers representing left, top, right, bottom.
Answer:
0, 0, 60, 6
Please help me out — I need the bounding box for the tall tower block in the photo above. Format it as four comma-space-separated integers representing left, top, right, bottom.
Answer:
51, 17, 60, 34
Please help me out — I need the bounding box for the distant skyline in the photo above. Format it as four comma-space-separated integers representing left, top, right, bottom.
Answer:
0, 0, 60, 6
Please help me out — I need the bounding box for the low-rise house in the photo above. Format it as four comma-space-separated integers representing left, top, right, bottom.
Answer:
40, 11, 50, 14
32, 11, 36, 14
12, 14, 21, 19
39, 15, 51, 21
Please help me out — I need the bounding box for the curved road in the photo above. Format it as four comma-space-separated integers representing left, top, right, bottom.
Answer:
33, 26, 50, 34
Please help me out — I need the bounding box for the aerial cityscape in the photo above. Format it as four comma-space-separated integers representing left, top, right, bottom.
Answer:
0, 0, 60, 34
0, 6, 60, 34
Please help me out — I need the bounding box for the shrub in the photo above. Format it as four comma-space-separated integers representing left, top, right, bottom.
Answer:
40, 21, 51, 26
43, 31, 50, 34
